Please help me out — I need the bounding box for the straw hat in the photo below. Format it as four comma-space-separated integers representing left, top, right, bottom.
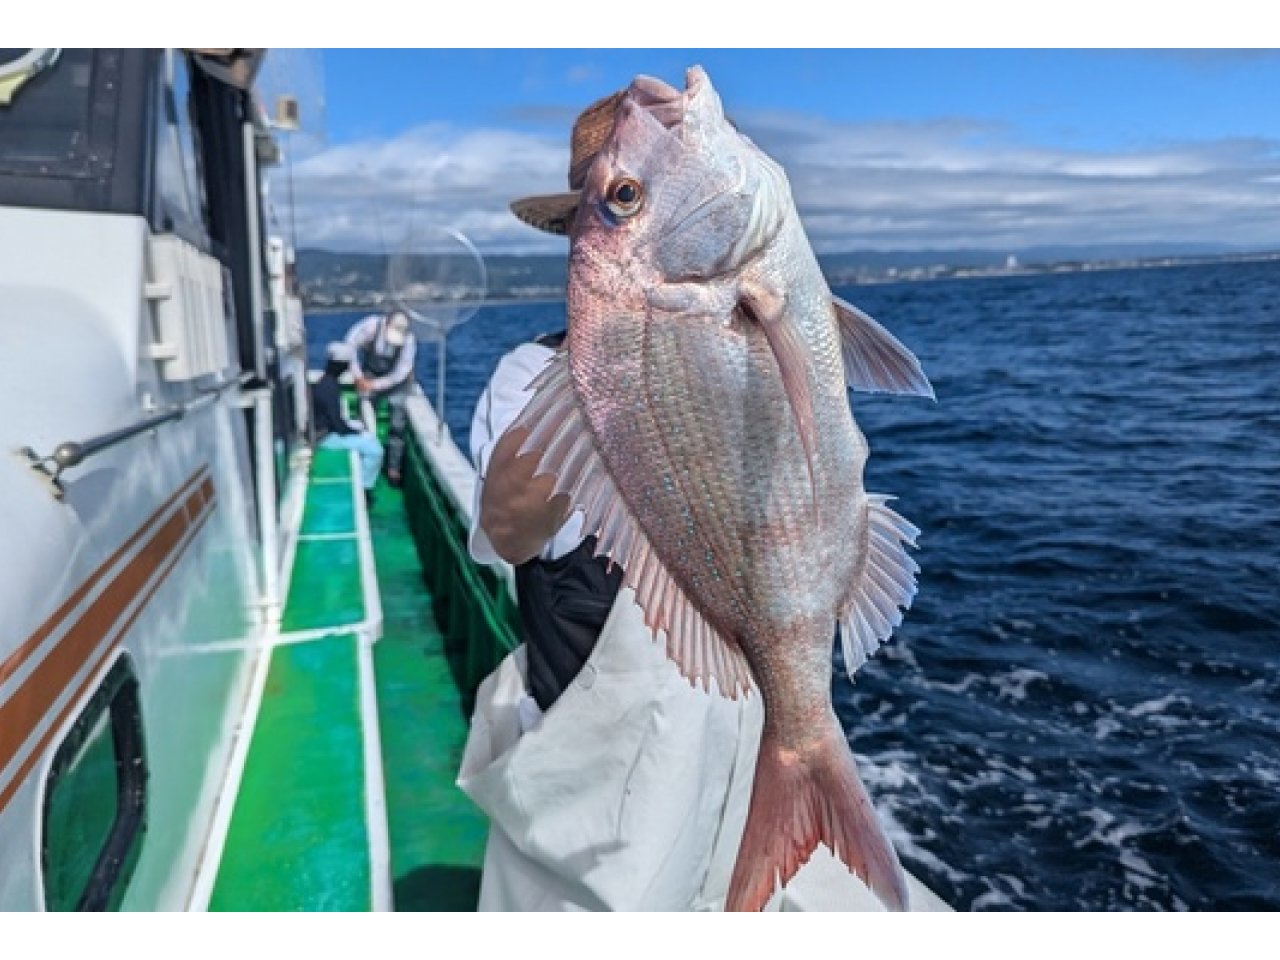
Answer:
509, 89, 627, 236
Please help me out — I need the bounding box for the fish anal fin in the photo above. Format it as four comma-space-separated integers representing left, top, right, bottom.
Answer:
726, 727, 910, 912
839, 495, 920, 677
833, 295, 935, 400
623, 539, 754, 699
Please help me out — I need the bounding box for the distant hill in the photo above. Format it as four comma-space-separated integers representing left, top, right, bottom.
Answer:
295, 242, 1276, 308
296, 249, 568, 307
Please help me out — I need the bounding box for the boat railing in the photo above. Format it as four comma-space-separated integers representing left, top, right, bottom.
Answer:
19, 372, 252, 500
398, 387, 521, 714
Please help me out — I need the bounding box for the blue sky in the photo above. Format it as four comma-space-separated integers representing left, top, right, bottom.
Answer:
262, 49, 1280, 256
320, 50, 1280, 151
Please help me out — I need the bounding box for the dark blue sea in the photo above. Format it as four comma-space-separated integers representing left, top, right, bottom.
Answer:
307, 258, 1280, 911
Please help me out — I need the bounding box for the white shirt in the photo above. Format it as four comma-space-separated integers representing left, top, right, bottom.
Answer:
457, 586, 764, 911
468, 342, 585, 565
344, 313, 417, 393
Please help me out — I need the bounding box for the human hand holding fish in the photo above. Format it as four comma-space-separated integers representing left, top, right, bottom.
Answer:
509, 66, 934, 912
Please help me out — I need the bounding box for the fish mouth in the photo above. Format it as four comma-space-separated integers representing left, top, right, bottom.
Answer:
627, 74, 684, 129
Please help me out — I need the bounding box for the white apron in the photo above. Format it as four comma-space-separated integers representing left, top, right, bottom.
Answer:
457, 586, 765, 911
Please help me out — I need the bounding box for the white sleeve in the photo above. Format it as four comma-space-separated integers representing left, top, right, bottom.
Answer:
343, 314, 380, 378
467, 343, 583, 565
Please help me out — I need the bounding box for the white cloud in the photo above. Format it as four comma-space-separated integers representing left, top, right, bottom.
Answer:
565, 63, 602, 86
743, 112, 1280, 251
267, 124, 571, 254
269, 111, 1280, 256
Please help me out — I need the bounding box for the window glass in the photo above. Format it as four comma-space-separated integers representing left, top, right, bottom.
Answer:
154, 50, 209, 245
0, 49, 93, 174
41, 657, 147, 912
42, 712, 119, 911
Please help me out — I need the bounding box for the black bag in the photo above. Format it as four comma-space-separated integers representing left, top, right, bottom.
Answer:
514, 536, 623, 711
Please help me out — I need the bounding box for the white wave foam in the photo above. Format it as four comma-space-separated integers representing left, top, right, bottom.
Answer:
1092, 692, 1196, 739
970, 873, 1031, 911
1247, 753, 1280, 785
991, 668, 1049, 702
878, 639, 922, 671
1128, 693, 1190, 717
855, 748, 925, 793
970, 888, 1015, 910
1093, 715, 1124, 740
875, 802, 970, 889
928, 673, 983, 695
1073, 806, 1183, 904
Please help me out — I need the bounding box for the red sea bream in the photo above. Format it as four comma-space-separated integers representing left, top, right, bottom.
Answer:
513, 66, 935, 911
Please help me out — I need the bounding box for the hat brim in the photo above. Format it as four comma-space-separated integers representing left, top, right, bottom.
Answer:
510, 192, 580, 236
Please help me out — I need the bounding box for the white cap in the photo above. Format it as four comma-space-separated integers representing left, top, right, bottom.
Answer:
326, 342, 355, 364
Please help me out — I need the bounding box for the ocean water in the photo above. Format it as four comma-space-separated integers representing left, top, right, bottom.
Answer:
306, 258, 1280, 911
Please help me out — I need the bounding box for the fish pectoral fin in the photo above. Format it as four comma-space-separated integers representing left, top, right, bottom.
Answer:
838, 495, 921, 678
740, 279, 820, 512
512, 350, 755, 699
833, 295, 935, 399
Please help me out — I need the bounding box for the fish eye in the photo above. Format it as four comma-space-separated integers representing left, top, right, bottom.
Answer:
605, 177, 644, 218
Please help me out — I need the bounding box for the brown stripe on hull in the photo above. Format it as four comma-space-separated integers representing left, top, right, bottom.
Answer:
0, 474, 217, 813
0, 499, 217, 816
0, 466, 211, 691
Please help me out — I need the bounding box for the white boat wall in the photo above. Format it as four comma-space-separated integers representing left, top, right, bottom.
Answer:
0, 48, 301, 910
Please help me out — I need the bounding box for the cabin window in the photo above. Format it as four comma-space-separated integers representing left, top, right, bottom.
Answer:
41, 656, 148, 912
0, 49, 95, 175
154, 50, 211, 248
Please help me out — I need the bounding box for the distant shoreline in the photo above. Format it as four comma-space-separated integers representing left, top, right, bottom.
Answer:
303, 295, 567, 314
301, 252, 1280, 313
841, 250, 1280, 287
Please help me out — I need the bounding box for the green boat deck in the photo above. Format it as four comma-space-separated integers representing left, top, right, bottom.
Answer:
206, 440, 495, 911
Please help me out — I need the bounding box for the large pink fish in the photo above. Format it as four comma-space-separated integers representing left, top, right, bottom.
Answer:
513, 66, 933, 911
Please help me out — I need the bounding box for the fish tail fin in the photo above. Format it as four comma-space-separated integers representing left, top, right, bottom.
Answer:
725, 727, 910, 912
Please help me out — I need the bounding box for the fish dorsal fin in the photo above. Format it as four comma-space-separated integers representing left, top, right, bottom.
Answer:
832, 296, 935, 399
513, 352, 755, 698
838, 495, 921, 677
